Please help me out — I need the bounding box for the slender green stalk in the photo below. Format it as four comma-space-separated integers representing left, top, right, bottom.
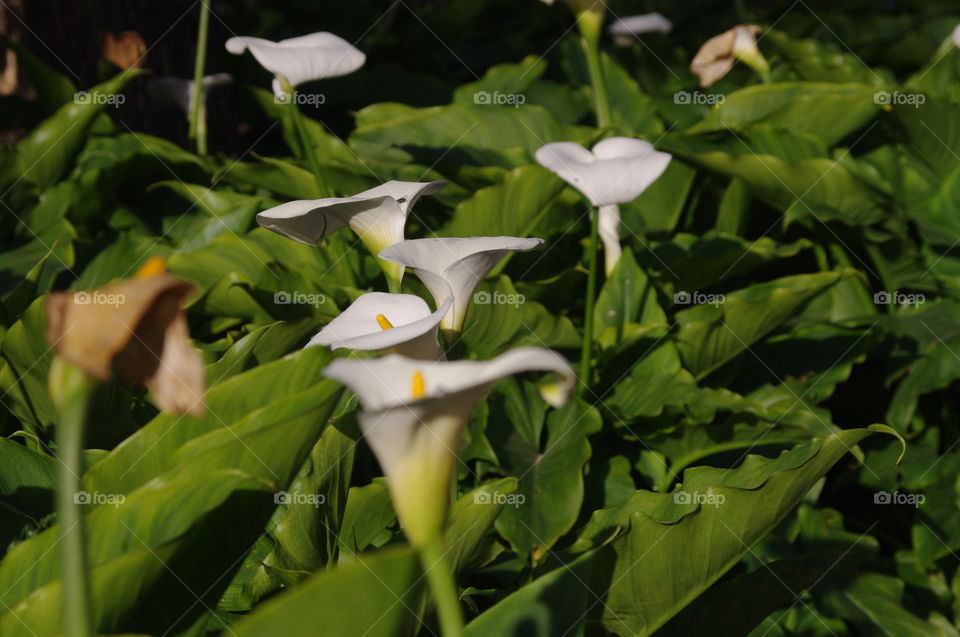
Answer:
51, 359, 95, 637
277, 76, 328, 197
419, 536, 466, 637
577, 11, 611, 128
188, 0, 211, 155
579, 206, 600, 396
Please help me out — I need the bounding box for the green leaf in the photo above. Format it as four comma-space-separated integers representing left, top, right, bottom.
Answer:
446, 478, 518, 573
593, 248, 666, 338
231, 546, 422, 637
15, 70, 144, 189
573, 425, 903, 636
689, 83, 880, 146
490, 392, 602, 561
674, 270, 853, 378
437, 164, 567, 240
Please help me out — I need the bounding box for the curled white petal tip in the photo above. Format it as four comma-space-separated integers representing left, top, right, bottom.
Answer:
225, 31, 365, 94
690, 25, 765, 87
608, 13, 673, 37
378, 236, 544, 332
255, 180, 447, 247
306, 292, 451, 359
953, 23, 960, 48
535, 137, 671, 207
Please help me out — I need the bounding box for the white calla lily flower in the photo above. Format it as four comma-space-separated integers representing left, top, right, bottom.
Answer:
225, 32, 365, 97
535, 137, 671, 273
306, 292, 452, 360
608, 13, 672, 46
148, 73, 232, 117
256, 181, 446, 291
690, 25, 768, 87
324, 347, 575, 545
379, 236, 543, 337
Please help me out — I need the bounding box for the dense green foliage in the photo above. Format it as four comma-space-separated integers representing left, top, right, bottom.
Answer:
2, 1, 960, 635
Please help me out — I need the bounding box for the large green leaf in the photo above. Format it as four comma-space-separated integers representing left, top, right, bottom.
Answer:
674, 270, 853, 378
231, 546, 422, 637
572, 426, 903, 636
689, 83, 880, 146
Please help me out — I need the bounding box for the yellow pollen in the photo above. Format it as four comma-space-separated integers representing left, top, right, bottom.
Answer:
411, 371, 426, 398
376, 314, 394, 330
134, 256, 167, 279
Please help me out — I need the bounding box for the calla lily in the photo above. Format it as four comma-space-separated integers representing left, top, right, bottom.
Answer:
690, 24, 769, 87
44, 257, 205, 416
535, 137, 671, 273
148, 73, 232, 117
225, 32, 365, 97
324, 347, 574, 545
306, 292, 452, 360
378, 236, 543, 338
608, 13, 672, 46
256, 181, 447, 292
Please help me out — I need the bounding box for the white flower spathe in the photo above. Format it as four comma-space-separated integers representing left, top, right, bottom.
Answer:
306, 292, 452, 360
225, 32, 365, 97
534, 137, 671, 207
256, 180, 446, 286
323, 347, 574, 544
608, 13, 672, 45
379, 236, 543, 335
148, 73, 232, 116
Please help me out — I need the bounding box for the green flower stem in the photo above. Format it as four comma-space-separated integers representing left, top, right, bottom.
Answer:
277, 76, 329, 198
51, 359, 95, 637
418, 535, 466, 637
188, 0, 211, 155
578, 10, 611, 128
579, 206, 600, 397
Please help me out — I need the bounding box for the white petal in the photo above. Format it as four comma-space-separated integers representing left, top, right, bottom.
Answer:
306, 293, 451, 359
323, 346, 575, 413
225, 32, 365, 96
536, 138, 672, 206
148, 73, 232, 116
608, 13, 672, 37
378, 236, 542, 331
954, 23, 960, 48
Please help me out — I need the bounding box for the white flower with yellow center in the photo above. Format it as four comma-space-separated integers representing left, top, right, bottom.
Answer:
306, 292, 452, 360
535, 137, 671, 273
256, 181, 447, 292
225, 32, 365, 97
378, 236, 543, 338
323, 347, 574, 545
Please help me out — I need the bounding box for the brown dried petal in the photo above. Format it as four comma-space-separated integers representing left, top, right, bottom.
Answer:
45, 274, 205, 415
100, 31, 147, 70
